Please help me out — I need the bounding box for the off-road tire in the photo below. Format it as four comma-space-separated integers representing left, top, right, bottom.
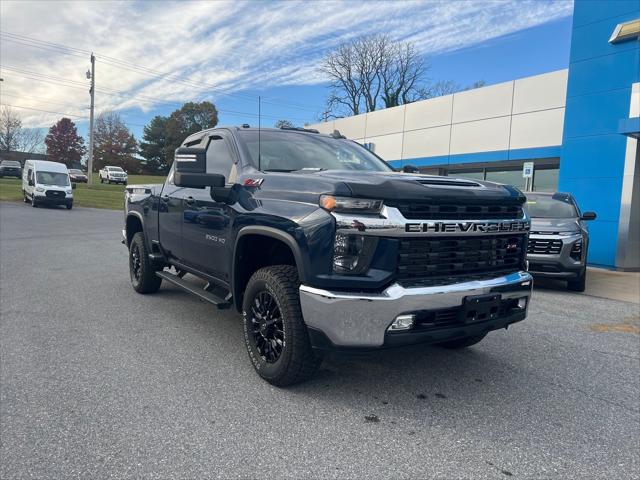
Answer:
129, 231, 162, 294
437, 333, 487, 349
567, 269, 586, 292
242, 265, 322, 387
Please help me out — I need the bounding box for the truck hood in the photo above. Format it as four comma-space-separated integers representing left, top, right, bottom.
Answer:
256, 170, 526, 206
530, 217, 580, 233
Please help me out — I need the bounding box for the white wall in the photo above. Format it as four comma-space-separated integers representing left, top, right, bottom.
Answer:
307, 69, 568, 163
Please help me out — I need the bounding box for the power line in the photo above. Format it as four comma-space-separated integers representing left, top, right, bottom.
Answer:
0, 31, 319, 113
1, 91, 88, 109
0, 103, 85, 119
0, 66, 311, 122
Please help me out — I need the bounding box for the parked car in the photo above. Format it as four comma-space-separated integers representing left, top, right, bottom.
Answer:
0, 160, 22, 178
22, 160, 75, 209
122, 126, 533, 386
68, 168, 88, 183
525, 192, 596, 291
99, 166, 128, 184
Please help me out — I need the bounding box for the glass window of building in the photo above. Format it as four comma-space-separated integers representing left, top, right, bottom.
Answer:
452, 170, 484, 181
533, 168, 559, 192
485, 169, 527, 190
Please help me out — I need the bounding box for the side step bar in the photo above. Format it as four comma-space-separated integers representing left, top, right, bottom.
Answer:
156, 271, 231, 309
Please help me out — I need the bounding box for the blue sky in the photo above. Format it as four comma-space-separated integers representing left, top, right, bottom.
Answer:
0, 0, 574, 142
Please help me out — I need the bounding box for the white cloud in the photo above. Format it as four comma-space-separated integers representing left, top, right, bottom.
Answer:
0, 0, 572, 127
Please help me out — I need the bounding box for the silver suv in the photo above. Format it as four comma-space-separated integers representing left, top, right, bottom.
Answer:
525, 192, 596, 292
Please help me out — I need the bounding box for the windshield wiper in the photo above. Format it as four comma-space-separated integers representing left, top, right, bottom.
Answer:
263, 168, 327, 173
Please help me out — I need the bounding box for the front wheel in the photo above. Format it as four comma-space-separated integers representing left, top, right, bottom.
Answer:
568, 269, 586, 292
242, 265, 322, 387
129, 232, 162, 293
31, 197, 38, 208
66, 202, 73, 210
437, 333, 487, 349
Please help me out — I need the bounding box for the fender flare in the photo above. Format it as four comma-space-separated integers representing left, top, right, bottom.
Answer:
125, 211, 145, 246
232, 226, 308, 306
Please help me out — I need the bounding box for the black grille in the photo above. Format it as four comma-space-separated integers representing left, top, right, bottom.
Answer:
390, 202, 523, 220
397, 235, 526, 286
527, 238, 562, 255
45, 190, 65, 198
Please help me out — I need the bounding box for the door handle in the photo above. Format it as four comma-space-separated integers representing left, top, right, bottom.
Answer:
184, 196, 196, 206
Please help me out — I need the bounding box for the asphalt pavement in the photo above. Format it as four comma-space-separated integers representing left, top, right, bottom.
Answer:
1, 201, 639, 479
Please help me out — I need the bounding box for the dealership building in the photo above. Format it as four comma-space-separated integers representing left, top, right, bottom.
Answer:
309, 1, 639, 270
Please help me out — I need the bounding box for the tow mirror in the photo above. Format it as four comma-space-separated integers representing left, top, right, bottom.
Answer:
28, 179, 34, 187
174, 172, 225, 189
174, 147, 207, 175
581, 211, 597, 221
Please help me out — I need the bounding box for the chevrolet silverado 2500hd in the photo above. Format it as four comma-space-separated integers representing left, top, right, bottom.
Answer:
123, 126, 533, 386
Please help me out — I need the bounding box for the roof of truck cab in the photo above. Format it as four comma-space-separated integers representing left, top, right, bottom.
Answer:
26, 160, 69, 172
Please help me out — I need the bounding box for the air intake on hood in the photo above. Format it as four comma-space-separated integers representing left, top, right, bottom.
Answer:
417, 179, 480, 187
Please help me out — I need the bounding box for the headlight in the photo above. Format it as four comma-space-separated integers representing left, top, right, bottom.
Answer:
66, 189, 72, 194
320, 195, 382, 214
558, 231, 578, 236
333, 233, 377, 274
35, 186, 45, 192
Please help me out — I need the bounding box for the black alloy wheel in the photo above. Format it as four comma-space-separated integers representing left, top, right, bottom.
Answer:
249, 291, 285, 363
130, 242, 142, 283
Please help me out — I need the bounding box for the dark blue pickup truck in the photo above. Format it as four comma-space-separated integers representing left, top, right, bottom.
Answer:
123, 126, 533, 386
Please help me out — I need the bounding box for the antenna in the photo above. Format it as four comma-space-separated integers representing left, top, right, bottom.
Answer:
258, 95, 261, 172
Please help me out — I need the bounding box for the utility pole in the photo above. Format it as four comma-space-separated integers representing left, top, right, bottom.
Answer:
86, 53, 95, 184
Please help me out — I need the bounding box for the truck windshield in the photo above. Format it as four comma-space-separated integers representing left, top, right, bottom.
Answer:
238, 130, 393, 172
108, 167, 124, 172
525, 194, 578, 218
36, 171, 70, 186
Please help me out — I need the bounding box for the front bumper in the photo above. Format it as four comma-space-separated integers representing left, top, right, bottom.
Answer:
299, 271, 532, 349
527, 233, 585, 279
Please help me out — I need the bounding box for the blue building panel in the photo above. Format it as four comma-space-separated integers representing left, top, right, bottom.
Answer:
563, 87, 635, 138
570, 12, 640, 62
572, 0, 640, 27
560, 134, 628, 179
567, 48, 640, 97
560, 0, 640, 268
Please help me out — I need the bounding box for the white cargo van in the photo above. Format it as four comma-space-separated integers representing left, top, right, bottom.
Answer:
22, 160, 75, 209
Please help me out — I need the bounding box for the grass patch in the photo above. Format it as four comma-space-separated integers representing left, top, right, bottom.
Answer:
0, 174, 166, 210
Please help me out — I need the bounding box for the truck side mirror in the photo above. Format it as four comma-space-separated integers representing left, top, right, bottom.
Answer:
28, 179, 34, 187
174, 147, 207, 175
581, 211, 597, 221
174, 172, 225, 189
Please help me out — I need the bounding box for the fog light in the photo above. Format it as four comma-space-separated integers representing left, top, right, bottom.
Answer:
517, 297, 528, 309
389, 314, 415, 331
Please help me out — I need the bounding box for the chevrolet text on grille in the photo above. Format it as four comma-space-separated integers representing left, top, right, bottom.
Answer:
405, 221, 530, 234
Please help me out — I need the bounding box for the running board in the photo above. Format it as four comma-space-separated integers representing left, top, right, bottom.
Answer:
156, 271, 231, 309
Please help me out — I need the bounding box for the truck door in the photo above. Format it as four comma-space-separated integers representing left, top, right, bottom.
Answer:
157, 166, 185, 261
180, 133, 237, 280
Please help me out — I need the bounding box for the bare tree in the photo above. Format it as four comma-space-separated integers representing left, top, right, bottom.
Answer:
0, 106, 44, 153
417, 80, 461, 99
274, 119, 294, 129
380, 39, 429, 108
322, 42, 364, 116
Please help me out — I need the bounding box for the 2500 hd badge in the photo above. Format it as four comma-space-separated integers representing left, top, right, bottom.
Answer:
123, 125, 533, 386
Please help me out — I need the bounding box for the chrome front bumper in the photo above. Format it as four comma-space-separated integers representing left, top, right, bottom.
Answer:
299, 271, 533, 348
